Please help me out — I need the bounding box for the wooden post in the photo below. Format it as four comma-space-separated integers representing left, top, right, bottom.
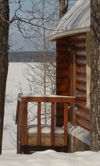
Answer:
70, 51, 76, 125
22, 102, 28, 145
51, 102, 55, 146
64, 103, 68, 146
17, 101, 21, 154
37, 102, 41, 146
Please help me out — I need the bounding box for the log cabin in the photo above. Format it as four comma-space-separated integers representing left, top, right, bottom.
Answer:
16, 0, 90, 154
46, 0, 90, 140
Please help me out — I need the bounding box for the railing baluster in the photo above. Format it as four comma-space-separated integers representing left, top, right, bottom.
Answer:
37, 102, 41, 146
64, 103, 68, 146
51, 102, 55, 146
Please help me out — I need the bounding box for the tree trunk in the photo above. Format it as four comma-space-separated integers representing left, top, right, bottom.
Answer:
90, 0, 100, 151
0, 0, 9, 154
59, 0, 65, 19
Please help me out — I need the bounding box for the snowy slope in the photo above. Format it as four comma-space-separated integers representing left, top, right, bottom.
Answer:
46, 0, 90, 41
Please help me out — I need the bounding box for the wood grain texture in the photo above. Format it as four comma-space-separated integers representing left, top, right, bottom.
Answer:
22, 102, 28, 145
76, 57, 86, 65
76, 49, 86, 56
69, 33, 86, 42
75, 107, 90, 121
77, 66, 86, 74
57, 45, 68, 52
64, 103, 68, 145
51, 102, 55, 146
28, 134, 64, 146
57, 37, 69, 45
76, 74, 86, 83
37, 102, 41, 146
76, 91, 86, 100
77, 83, 86, 91
77, 117, 90, 130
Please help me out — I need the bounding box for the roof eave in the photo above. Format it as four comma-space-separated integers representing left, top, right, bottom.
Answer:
46, 27, 90, 41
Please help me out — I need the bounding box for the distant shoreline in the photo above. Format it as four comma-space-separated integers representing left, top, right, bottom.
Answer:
8, 51, 56, 62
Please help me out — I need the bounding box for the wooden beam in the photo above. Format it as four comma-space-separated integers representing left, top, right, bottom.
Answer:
51, 102, 55, 146
37, 102, 41, 146
64, 103, 68, 146
22, 102, 28, 145
17, 101, 21, 154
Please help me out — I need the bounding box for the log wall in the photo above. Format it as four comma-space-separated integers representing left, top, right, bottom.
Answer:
56, 33, 90, 130
56, 38, 70, 127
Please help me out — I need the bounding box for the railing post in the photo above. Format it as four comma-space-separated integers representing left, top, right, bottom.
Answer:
37, 102, 41, 146
17, 101, 21, 154
51, 102, 55, 146
64, 103, 68, 146
22, 102, 28, 145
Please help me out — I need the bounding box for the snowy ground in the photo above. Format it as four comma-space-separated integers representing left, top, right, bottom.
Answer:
1, 149, 100, 166
2, 63, 99, 166
3, 63, 36, 149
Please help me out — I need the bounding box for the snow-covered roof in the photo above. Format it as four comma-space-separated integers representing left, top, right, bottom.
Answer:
46, 0, 90, 41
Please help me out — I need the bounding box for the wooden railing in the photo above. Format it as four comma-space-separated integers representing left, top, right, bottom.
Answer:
16, 94, 76, 153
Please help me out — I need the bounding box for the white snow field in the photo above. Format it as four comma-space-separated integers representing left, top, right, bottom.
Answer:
1, 149, 100, 166
3, 63, 34, 150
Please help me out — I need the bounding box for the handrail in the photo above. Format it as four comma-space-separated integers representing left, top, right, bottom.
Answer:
16, 93, 76, 153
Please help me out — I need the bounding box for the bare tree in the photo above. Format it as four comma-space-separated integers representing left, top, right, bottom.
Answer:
22, 0, 57, 125
90, 0, 100, 151
0, 0, 9, 154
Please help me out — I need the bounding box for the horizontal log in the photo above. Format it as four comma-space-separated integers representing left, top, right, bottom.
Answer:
69, 33, 86, 42
76, 74, 86, 83
57, 45, 68, 52
76, 102, 90, 111
77, 117, 90, 130
56, 116, 64, 127
56, 109, 64, 116
76, 91, 86, 100
57, 52, 69, 58
76, 49, 86, 56
56, 91, 70, 96
56, 78, 70, 84
75, 108, 90, 121
77, 83, 86, 91
57, 69, 70, 78
57, 37, 69, 45
77, 66, 86, 74
76, 57, 86, 65
57, 62, 69, 69
69, 41, 86, 48
57, 56, 70, 61
57, 84, 70, 92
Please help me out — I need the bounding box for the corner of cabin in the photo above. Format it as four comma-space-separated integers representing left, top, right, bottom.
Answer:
56, 33, 90, 152
68, 124, 90, 152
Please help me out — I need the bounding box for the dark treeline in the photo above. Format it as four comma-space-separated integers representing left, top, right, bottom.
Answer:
8, 51, 56, 62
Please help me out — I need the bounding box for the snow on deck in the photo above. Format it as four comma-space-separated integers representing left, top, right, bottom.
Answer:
28, 124, 64, 134
28, 123, 90, 145
68, 124, 90, 145
46, 0, 90, 41
1, 149, 100, 166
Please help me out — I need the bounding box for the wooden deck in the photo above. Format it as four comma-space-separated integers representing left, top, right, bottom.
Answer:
16, 94, 76, 154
